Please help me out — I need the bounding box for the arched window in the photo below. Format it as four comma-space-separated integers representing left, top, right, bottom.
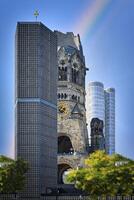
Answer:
58, 67, 67, 81
72, 68, 79, 84
58, 93, 68, 99
72, 95, 78, 101
58, 136, 74, 154
58, 164, 72, 184
64, 93, 67, 99
72, 68, 76, 83
58, 93, 60, 99
61, 93, 64, 99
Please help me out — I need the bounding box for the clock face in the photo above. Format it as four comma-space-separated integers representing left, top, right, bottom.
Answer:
59, 104, 67, 114
58, 102, 69, 116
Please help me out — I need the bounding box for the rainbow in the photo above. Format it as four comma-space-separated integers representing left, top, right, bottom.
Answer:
74, 0, 115, 39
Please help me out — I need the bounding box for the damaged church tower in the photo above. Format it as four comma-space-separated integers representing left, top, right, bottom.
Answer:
55, 31, 89, 191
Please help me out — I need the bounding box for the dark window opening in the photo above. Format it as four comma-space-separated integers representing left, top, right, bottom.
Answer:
58, 93, 60, 99
58, 164, 72, 184
60, 59, 65, 65
58, 67, 67, 81
61, 93, 64, 99
72, 68, 79, 84
58, 93, 68, 99
64, 93, 67, 99
58, 136, 74, 154
72, 95, 77, 101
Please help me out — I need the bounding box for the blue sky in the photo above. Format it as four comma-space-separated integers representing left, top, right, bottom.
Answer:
0, 0, 134, 159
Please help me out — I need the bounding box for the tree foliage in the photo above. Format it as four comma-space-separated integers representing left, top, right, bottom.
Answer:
67, 151, 134, 196
0, 156, 28, 193
0, 155, 13, 163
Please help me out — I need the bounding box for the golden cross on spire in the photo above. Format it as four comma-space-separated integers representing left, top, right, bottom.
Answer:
34, 10, 39, 21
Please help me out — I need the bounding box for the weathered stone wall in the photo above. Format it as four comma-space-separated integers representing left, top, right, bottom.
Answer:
55, 31, 88, 186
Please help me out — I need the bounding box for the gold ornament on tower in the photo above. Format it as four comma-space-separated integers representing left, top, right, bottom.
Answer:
58, 102, 69, 119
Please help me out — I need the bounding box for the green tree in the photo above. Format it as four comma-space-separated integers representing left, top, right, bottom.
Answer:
0, 156, 28, 193
0, 155, 13, 163
67, 151, 134, 197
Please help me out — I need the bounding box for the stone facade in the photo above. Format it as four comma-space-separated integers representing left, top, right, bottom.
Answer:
55, 31, 89, 187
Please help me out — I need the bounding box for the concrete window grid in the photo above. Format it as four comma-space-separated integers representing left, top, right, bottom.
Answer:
15, 22, 57, 195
